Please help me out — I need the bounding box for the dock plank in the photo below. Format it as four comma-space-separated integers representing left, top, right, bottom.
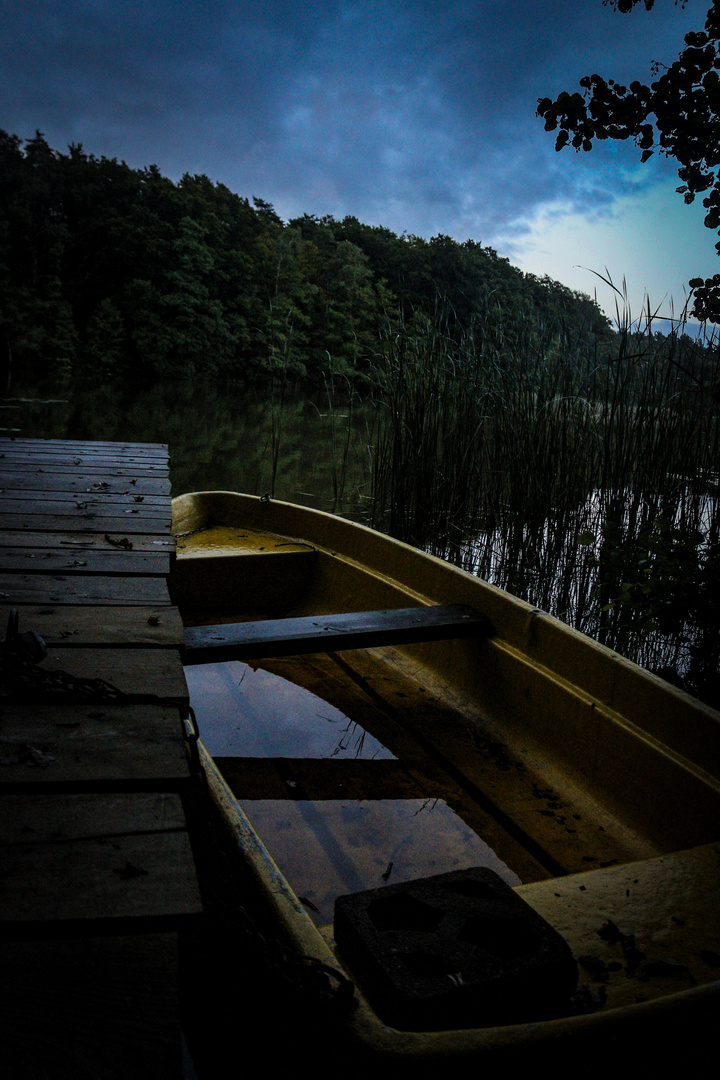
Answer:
34, 647, 189, 701
0, 792, 201, 935
0, 512, 171, 533
0, 604, 184, 647
0, 933, 185, 1079
0, 489, 169, 506
0, 470, 171, 494
0, 437, 199, 1073
0, 462, 170, 480
0, 549, 170, 575
0, 704, 189, 794
0, 451, 169, 472
1, 437, 168, 457
0, 497, 170, 515
0, 573, 172, 605
0, 530, 174, 552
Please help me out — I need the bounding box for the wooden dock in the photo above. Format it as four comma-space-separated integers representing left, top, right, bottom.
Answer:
0, 438, 202, 1077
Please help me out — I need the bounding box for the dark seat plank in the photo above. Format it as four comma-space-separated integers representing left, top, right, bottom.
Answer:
184, 603, 492, 663
216, 756, 421, 801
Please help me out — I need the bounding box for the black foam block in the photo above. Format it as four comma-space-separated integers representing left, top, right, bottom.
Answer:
334, 867, 577, 1030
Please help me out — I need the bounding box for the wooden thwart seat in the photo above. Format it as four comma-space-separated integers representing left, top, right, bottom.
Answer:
183, 603, 492, 663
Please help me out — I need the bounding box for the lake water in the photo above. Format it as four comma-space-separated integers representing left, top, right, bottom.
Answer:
1, 373, 375, 517
6, 370, 716, 702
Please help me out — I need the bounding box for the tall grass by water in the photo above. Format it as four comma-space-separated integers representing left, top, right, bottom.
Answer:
8, 296, 718, 705
368, 301, 720, 705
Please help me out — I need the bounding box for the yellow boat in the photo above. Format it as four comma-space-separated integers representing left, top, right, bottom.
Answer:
171, 490, 720, 1067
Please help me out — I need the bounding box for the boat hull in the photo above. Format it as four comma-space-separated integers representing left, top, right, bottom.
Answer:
172, 491, 720, 1061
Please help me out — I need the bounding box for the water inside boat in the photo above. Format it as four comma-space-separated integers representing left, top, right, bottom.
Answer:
185, 657, 522, 923
184, 660, 395, 759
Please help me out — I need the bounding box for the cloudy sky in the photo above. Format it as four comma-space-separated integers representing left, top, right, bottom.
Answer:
1, 0, 715, 322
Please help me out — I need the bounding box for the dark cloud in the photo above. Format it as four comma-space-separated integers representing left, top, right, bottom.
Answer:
0, 0, 700, 254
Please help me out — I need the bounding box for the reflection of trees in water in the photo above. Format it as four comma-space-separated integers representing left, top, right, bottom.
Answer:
335, 721, 365, 759
321, 713, 374, 760
13, 350, 720, 707
461, 487, 719, 704
10, 375, 375, 516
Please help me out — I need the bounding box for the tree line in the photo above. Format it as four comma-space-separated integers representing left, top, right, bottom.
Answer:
0, 128, 611, 384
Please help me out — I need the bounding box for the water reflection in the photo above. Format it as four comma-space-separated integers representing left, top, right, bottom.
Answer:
186, 657, 523, 923
184, 660, 395, 759
7, 375, 373, 518
241, 797, 521, 925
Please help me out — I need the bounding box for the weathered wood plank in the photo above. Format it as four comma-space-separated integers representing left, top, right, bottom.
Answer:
0, 489, 169, 507
0, 497, 170, 519
0, 443, 168, 460
1, 461, 169, 478
0, 792, 201, 933
0, 933, 185, 1079
0, 438, 199, 986
33, 647, 188, 700
0, 573, 172, 605
0, 470, 171, 495
0, 513, 172, 533
0, 549, 171, 576
0, 455, 169, 473
0, 530, 174, 552
0, 451, 169, 471
0, 788, 187, 842
0, 437, 168, 457
0, 436, 167, 453
0, 462, 170, 480
0, 604, 184, 647
0, 704, 189, 793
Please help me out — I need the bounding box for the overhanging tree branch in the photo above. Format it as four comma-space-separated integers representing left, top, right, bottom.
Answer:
537, 0, 720, 322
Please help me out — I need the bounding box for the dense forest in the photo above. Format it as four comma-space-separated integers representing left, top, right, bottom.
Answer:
0, 128, 611, 383
1, 128, 718, 706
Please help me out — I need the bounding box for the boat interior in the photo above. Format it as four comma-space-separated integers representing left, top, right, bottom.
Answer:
170, 492, 720, 1025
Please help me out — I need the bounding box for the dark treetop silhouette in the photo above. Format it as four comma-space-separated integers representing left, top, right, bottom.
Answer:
538, 0, 720, 322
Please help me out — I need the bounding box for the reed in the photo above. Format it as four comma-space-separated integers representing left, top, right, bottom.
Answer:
368, 299, 720, 704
